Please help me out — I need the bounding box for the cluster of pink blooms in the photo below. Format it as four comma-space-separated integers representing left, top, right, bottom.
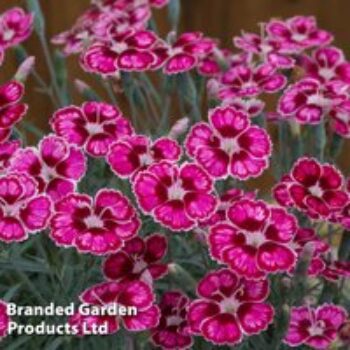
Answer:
54, 6, 350, 136
208, 16, 350, 138
53, 0, 216, 75
0, 3, 349, 349
0, 7, 33, 66
52, 0, 169, 56
80, 27, 216, 75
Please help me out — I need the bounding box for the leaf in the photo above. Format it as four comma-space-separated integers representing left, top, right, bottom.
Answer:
5, 336, 32, 350
2, 284, 21, 301
45, 336, 67, 350
14, 269, 47, 303
0, 259, 49, 274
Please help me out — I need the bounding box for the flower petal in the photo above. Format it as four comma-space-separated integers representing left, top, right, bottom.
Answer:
201, 313, 242, 345
187, 300, 220, 333
257, 242, 296, 272
237, 302, 274, 335
103, 251, 134, 281
118, 280, 154, 309
20, 196, 51, 231
184, 192, 217, 220
123, 305, 159, 331
154, 200, 194, 231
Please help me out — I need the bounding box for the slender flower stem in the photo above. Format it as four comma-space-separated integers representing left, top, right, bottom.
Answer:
38, 33, 64, 106
278, 121, 290, 175
138, 77, 160, 123
314, 120, 327, 162
101, 78, 118, 105
158, 75, 174, 133
328, 132, 344, 160
15, 45, 59, 107
27, 0, 63, 104
32, 71, 60, 107
177, 72, 201, 122
158, 95, 171, 133
21, 120, 44, 139
338, 230, 350, 261
31, 68, 47, 89
289, 120, 303, 163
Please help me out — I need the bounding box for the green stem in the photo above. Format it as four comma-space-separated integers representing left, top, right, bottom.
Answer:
15, 45, 59, 106
158, 75, 174, 133
289, 121, 303, 163
278, 121, 290, 175
319, 281, 338, 303
328, 132, 344, 160
21, 120, 44, 139
168, 0, 181, 32
158, 96, 171, 134
177, 72, 201, 122
139, 73, 161, 108
39, 33, 63, 106
169, 263, 197, 293
198, 241, 210, 270
314, 121, 326, 161
101, 78, 118, 105
338, 231, 350, 261
121, 73, 140, 130
269, 276, 291, 349
138, 77, 160, 123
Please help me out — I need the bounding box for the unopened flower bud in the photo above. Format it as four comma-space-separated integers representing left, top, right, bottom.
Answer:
294, 242, 314, 278
193, 228, 207, 244
213, 47, 225, 62
166, 31, 177, 45
303, 295, 317, 305
74, 79, 90, 94
339, 320, 350, 345
207, 78, 220, 97
282, 304, 290, 315
168, 117, 189, 139
266, 112, 282, 122
281, 276, 292, 290
14, 56, 35, 82
301, 242, 315, 262
168, 263, 197, 289
75, 79, 101, 101
289, 120, 301, 137
168, 262, 177, 273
